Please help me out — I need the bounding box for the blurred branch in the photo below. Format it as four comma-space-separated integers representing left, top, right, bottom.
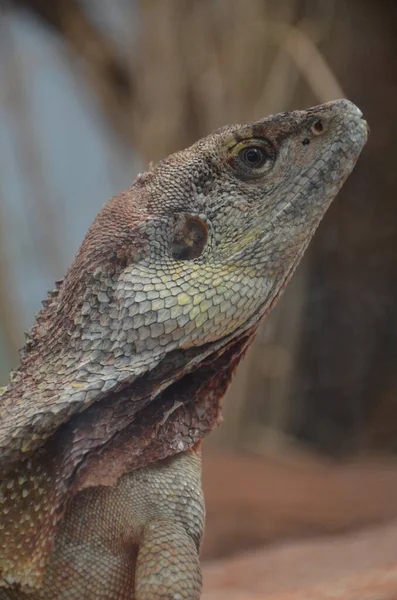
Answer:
255, 22, 344, 115
280, 23, 345, 100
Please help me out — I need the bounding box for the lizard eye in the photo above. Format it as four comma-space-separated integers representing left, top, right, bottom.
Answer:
171, 214, 208, 260
229, 138, 275, 180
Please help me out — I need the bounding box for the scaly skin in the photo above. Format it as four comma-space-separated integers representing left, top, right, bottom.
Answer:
0, 449, 204, 600
0, 100, 368, 598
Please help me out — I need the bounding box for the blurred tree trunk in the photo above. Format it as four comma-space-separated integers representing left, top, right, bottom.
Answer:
289, 0, 397, 455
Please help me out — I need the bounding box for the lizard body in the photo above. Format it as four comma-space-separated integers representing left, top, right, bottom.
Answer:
0, 100, 367, 599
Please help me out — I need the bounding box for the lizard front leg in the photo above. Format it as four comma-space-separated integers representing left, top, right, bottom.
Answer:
132, 448, 204, 600
135, 518, 201, 599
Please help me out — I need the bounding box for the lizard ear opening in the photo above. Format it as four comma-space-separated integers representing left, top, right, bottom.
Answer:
171, 214, 208, 260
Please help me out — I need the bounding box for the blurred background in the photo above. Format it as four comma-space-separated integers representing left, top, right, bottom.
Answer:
1, 0, 397, 569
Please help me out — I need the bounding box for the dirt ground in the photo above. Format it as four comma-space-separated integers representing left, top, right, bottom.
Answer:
201, 448, 397, 598
203, 522, 397, 599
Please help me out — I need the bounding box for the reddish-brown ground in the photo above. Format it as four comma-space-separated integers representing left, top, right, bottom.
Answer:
201, 449, 397, 599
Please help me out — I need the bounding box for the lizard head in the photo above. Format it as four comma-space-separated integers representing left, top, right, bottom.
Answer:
122, 98, 368, 348
1, 99, 368, 475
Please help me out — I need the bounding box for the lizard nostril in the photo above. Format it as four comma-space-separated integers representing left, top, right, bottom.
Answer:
311, 119, 325, 135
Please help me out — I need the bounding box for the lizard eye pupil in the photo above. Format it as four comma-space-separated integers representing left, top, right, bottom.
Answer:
239, 146, 267, 169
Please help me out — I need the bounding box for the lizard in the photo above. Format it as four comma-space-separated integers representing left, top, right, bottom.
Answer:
0, 99, 368, 599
